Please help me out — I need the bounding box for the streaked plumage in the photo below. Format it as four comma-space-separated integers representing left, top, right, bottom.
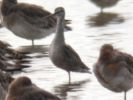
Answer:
1, 0, 71, 46
49, 7, 91, 83
94, 44, 133, 100
0, 40, 30, 72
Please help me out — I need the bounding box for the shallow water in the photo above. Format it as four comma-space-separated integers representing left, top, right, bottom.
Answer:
0, 0, 133, 100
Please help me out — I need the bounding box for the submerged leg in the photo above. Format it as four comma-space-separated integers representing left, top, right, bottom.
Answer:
124, 91, 127, 100
68, 71, 71, 84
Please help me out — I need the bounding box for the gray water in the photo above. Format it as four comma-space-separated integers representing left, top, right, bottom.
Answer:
0, 0, 133, 100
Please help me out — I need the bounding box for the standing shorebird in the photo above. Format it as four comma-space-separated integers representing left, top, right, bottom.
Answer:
49, 7, 91, 83
90, 0, 120, 12
6, 76, 61, 100
1, 0, 71, 46
94, 44, 133, 100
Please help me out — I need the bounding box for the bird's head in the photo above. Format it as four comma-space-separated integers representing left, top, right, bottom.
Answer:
101, 44, 114, 54
53, 7, 65, 18
100, 44, 114, 60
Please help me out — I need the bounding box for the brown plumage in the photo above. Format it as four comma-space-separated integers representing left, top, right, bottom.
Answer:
94, 44, 133, 100
0, 70, 14, 100
49, 7, 91, 83
52, 45, 90, 73
6, 76, 61, 100
1, 0, 71, 46
0, 40, 10, 48
90, 0, 120, 12
0, 57, 30, 72
0, 40, 30, 72
0, 1, 3, 27
0, 40, 30, 59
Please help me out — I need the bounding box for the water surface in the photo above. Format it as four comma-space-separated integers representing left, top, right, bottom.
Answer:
0, 0, 133, 100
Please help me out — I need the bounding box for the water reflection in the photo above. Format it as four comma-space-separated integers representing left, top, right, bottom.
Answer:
54, 79, 90, 100
87, 12, 125, 27
0, 0, 133, 100
15, 45, 49, 57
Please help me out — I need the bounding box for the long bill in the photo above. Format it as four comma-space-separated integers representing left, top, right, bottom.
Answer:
43, 11, 60, 19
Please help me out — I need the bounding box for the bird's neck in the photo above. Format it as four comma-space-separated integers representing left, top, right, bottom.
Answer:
1, 0, 17, 16
53, 16, 65, 46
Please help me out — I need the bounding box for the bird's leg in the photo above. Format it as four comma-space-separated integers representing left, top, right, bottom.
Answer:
124, 91, 127, 100
32, 39, 34, 48
68, 71, 71, 84
100, 7, 103, 13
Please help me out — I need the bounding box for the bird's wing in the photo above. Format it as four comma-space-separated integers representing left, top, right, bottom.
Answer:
63, 45, 85, 67
23, 87, 61, 100
64, 45, 81, 64
12, 3, 56, 28
113, 50, 133, 74
122, 52, 133, 74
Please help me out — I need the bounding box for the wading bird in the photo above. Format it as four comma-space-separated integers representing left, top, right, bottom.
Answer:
90, 0, 120, 12
49, 7, 91, 84
94, 44, 133, 100
1, 0, 71, 47
6, 76, 61, 100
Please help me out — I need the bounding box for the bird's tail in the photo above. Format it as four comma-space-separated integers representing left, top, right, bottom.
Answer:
65, 19, 71, 24
79, 63, 92, 74
81, 68, 92, 74
64, 19, 72, 31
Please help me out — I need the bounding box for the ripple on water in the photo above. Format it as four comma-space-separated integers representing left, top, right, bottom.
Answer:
1, 0, 133, 100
